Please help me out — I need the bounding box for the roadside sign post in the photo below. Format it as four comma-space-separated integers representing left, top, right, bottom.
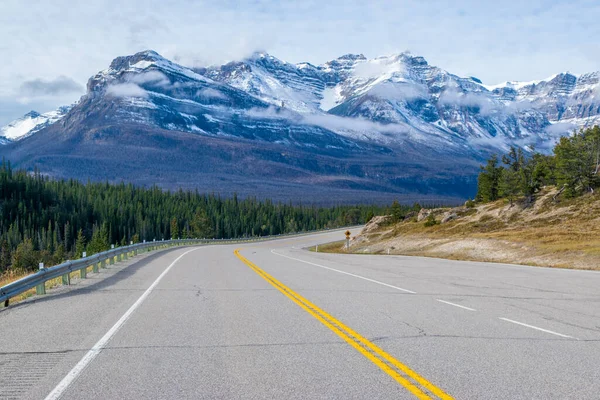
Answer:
345, 230, 351, 251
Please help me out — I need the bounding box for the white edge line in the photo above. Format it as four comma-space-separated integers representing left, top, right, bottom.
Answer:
436, 299, 476, 311
45, 248, 199, 400
499, 317, 577, 339
270, 249, 416, 294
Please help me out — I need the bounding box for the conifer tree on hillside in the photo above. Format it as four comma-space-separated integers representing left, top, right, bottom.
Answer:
0, 160, 385, 272
390, 200, 403, 222
170, 217, 179, 240
75, 229, 86, 259
191, 209, 213, 239
11, 238, 36, 271
476, 154, 502, 203
554, 127, 600, 197
87, 224, 109, 255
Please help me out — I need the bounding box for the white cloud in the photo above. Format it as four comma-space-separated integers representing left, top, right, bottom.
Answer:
197, 88, 228, 100
368, 82, 427, 101
439, 89, 499, 116
106, 83, 147, 98
505, 99, 534, 113
353, 58, 405, 80
127, 70, 170, 86
544, 122, 577, 136
243, 105, 411, 135
468, 135, 509, 150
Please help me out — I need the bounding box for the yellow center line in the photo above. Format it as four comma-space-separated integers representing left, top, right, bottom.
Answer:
234, 249, 453, 400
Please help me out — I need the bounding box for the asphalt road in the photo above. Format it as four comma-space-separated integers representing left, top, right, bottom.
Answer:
1, 228, 599, 399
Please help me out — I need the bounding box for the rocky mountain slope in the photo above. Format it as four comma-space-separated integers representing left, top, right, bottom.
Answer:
1, 50, 598, 203
1, 50, 476, 204
197, 51, 600, 150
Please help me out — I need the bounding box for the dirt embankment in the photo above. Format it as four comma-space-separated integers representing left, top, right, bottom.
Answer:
341, 188, 600, 270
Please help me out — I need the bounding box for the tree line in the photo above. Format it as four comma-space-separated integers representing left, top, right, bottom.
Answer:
476, 126, 600, 204
0, 161, 388, 273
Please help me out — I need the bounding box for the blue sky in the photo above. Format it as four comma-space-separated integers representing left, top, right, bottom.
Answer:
1, 0, 599, 124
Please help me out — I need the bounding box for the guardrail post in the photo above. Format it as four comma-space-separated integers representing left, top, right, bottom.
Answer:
124, 251, 128, 261
93, 259, 99, 273
80, 253, 87, 278
62, 272, 70, 285
36, 263, 46, 295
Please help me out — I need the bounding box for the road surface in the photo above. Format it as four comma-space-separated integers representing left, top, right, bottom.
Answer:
1, 229, 599, 399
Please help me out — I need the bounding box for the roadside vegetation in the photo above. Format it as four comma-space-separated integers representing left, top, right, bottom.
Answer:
0, 161, 388, 276
320, 126, 600, 270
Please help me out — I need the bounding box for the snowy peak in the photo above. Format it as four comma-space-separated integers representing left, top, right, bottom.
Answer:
0, 106, 72, 142
190, 50, 600, 151
5, 49, 600, 154
88, 50, 213, 95
484, 71, 600, 125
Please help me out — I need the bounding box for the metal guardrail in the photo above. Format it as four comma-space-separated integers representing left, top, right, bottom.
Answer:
0, 236, 270, 307
0, 226, 362, 307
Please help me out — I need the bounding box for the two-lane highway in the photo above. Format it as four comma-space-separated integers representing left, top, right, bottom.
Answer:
1, 229, 599, 399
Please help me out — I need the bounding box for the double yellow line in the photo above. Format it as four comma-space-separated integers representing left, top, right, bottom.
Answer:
234, 249, 453, 400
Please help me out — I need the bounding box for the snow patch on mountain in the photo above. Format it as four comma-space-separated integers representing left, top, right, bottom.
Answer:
0, 106, 72, 142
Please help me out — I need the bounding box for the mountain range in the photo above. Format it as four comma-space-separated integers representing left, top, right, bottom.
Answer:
1, 50, 598, 203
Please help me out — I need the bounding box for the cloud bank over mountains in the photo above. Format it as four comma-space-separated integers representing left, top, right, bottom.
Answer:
1, 0, 599, 124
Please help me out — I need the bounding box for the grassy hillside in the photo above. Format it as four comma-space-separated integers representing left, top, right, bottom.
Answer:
324, 187, 600, 270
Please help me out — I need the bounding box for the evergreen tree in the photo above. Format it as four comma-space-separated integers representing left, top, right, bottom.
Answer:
75, 229, 86, 259
0, 162, 385, 272
0, 239, 11, 273
54, 244, 66, 265
11, 238, 37, 271
191, 209, 213, 238
390, 200, 404, 222
476, 154, 502, 202
499, 168, 519, 206
170, 217, 179, 239
554, 128, 600, 197
87, 224, 109, 255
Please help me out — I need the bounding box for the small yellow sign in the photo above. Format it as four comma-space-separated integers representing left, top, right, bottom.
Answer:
345, 230, 351, 238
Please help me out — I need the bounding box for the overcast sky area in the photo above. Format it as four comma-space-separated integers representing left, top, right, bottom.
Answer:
1, 0, 599, 124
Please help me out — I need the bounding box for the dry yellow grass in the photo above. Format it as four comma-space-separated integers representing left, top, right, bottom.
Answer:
323, 187, 600, 270
308, 240, 347, 253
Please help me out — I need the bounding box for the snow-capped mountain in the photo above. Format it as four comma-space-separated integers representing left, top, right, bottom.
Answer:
0, 106, 72, 142
1, 49, 598, 203
485, 72, 600, 127
199, 51, 600, 151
